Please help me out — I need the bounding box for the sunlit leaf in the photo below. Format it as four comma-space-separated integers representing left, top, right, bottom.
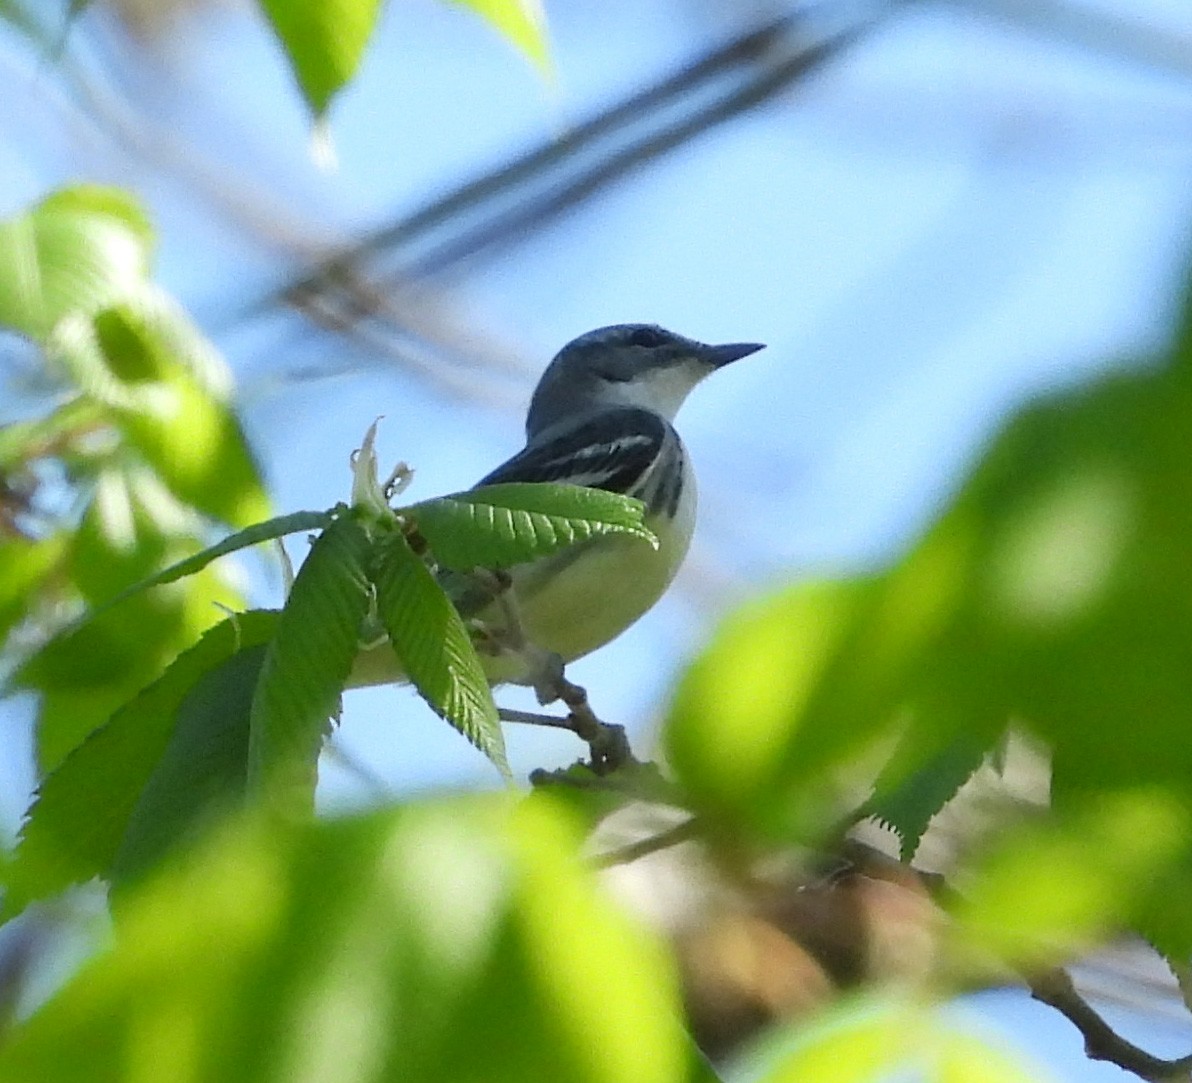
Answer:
111, 643, 269, 889
0, 533, 66, 649
4, 612, 278, 921
256, 0, 383, 116
75, 506, 333, 625
453, 0, 550, 71
743, 997, 1043, 1083
370, 530, 507, 778
0, 796, 691, 1083
50, 294, 270, 527
247, 515, 372, 813
23, 560, 245, 772
664, 579, 891, 837
949, 790, 1191, 968
0, 186, 152, 341
410, 483, 654, 570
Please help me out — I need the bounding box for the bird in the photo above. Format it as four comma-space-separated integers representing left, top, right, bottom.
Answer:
350, 323, 764, 691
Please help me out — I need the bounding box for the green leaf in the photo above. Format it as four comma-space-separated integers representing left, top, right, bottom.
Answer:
24, 563, 248, 772
409, 482, 655, 570
256, 0, 383, 116
22, 467, 249, 771
949, 790, 1191, 968
0, 795, 691, 1083
69, 465, 179, 606
111, 643, 269, 889
247, 515, 373, 812
0, 533, 66, 649
3, 611, 278, 922
0, 395, 101, 470
371, 531, 507, 778
76, 507, 333, 625
863, 723, 998, 859
744, 997, 1043, 1083
50, 294, 270, 527
453, 0, 551, 71
664, 578, 899, 839
0, 186, 152, 341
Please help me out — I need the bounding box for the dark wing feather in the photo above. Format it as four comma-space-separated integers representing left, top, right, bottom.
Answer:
476, 407, 667, 497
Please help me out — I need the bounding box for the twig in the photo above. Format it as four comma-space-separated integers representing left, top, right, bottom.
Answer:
497, 677, 635, 775
499, 707, 576, 730
1028, 967, 1192, 1081
593, 817, 703, 869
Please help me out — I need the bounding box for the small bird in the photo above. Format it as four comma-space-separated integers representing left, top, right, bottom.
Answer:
351, 323, 764, 689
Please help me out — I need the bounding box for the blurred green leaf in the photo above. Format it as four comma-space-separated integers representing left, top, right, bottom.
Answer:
0, 795, 691, 1083
69, 465, 178, 605
934, 1031, 1047, 1083
0, 533, 66, 649
77, 507, 333, 624
453, 0, 550, 70
256, 0, 383, 116
949, 789, 1190, 967
410, 483, 655, 570
0, 395, 100, 470
24, 561, 245, 772
50, 294, 269, 527
0, 186, 152, 341
664, 578, 898, 838
247, 515, 372, 813
22, 465, 247, 770
664, 300, 1192, 860
744, 997, 1044, 1083
371, 531, 507, 778
4, 612, 278, 922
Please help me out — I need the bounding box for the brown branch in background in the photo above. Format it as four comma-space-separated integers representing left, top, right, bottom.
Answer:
1029, 967, 1192, 1082
584, 809, 1192, 1081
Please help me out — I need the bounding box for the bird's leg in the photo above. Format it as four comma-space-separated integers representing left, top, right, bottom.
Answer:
464, 567, 634, 767
470, 568, 634, 774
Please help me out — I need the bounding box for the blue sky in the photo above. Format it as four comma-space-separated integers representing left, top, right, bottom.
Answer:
4, 0, 1192, 1076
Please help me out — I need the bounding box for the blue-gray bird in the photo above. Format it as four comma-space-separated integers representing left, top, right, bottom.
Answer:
351, 323, 764, 689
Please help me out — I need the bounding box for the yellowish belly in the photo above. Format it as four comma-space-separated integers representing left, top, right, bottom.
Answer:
348, 473, 697, 690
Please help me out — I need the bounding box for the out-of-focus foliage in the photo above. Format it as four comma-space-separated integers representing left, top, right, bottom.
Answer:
665, 293, 1192, 828
0, 187, 265, 774
0, 796, 704, 1083
741, 996, 1042, 1083
663, 274, 1192, 975
257, 0, 550, 117
5, 5, 1192, 1081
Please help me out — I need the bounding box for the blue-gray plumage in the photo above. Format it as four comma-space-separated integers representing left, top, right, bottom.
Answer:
349, 323, 764, 689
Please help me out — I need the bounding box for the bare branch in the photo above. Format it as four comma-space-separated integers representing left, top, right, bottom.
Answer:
593, 817, 703, 869
1029, 967, 1192, 1082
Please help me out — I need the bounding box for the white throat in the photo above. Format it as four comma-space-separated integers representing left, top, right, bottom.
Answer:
599, 362, 710, 422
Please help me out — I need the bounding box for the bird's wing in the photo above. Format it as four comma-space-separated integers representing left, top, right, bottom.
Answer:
475, 407, 668, 496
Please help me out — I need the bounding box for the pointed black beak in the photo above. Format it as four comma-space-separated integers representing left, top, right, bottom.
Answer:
702, 341, 766, 368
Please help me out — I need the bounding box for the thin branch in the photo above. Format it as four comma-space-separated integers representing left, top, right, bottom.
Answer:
1028, 967, 1192, 1082
593, 817, 703, 869
258, 2, 902, 329
498, 676, 636, 774
499, 707, 576, 730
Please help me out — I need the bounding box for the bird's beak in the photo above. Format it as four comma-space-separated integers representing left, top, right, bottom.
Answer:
702, 341, 766, 368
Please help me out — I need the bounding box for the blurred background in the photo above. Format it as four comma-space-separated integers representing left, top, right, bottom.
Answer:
3, 0, 1192, 1076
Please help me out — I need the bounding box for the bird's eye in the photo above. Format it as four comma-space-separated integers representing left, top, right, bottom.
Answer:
627, 327, 666, 348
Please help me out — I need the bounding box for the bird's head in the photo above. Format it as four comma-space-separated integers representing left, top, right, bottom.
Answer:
526, 324, 765, 438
